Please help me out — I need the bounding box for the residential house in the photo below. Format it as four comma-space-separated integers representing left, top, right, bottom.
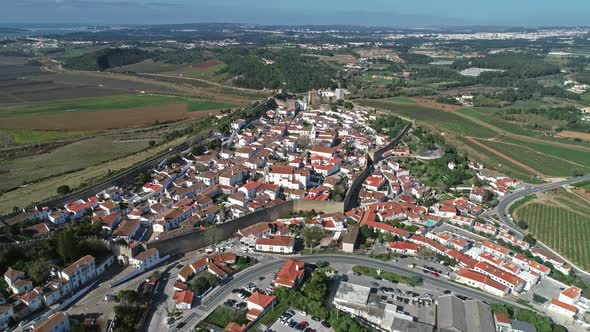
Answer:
129, 248, 161, 273
32, 311, 70, 332
255, 236, 295, 254
174, 290, 194, 310
246, 292, 277, 321
57, 255, 97, 290
274, 259, 305, 289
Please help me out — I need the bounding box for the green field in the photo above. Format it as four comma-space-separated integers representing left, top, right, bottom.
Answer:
0, 94, 234, 119
1, 129, 92, 145
474, 139, 587, 177
363, 99, 590, 180
0, 136, 150, 192
457, 107, 590, 148
383, 97, 416, 103
514, 193, 590, 270
359, 99, 497, 138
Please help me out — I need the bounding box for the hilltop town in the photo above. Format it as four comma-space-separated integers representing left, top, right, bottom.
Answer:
1, 90, 589, 332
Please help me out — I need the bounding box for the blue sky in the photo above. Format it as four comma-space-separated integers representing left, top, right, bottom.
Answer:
1, 0, 589, 27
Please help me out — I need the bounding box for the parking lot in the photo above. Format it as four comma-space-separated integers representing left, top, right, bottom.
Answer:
269, 308, 331, 332
220, 271, 276, 312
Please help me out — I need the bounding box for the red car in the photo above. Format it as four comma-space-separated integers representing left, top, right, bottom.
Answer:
300, 321, 309, 328
433, 272, 440, 278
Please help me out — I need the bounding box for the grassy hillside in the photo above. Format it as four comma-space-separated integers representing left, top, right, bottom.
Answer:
359, 98, 590, 181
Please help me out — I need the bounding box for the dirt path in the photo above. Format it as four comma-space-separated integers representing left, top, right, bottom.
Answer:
138, 72, 267, 94
45, 66, 257, 105
465, 137, 545, 177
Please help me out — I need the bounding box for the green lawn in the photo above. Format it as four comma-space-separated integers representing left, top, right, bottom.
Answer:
0, 94, 234, 119
1, 129, 92, 145
359, 99, 497, 138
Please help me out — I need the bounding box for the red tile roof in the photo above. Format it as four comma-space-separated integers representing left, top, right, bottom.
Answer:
275, 259, 305, 287
247, 291, 276, 308
174, 290, 194, 305
550, 298, 578, 313
561, 286, 582, 300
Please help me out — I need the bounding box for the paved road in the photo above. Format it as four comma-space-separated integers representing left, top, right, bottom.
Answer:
495, 173, 590, 277
173, 254, 530, 331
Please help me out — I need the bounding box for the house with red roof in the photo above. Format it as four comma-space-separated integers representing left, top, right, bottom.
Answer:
474, 261, 525, 293
255, 236, 295, 254
274, 259, 305, 288
548, 298, 578, 319
388, 241, 420, 256
559, 286, 582, 305
481, 241, 510, 259
409, 235, 447, 255
246, 291, 277, 321
174, 290, 194, 310
64, 199, 98, 219
447, 250, 478, 269
456, 268, 509, 297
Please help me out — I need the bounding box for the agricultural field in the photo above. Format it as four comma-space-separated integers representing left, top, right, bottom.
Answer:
0, 61, 185, 104
0, 136, 151, 192
360, 98, 590, 181
513, 189, 590, 270
0, 137, 186, 213
0, 129, 91, 145
472, 138, 588, 177
358, 99, 497, 138
0, 94, 233, 130
383, 97, 416, 103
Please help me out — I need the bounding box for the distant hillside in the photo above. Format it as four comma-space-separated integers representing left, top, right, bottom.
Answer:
0, 27, 27, 34
64, 47, 153, 71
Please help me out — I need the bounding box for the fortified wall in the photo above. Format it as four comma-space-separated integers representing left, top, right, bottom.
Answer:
147, 199, 344, 256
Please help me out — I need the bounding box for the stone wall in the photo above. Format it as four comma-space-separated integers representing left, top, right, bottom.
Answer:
147, 200, 344, 256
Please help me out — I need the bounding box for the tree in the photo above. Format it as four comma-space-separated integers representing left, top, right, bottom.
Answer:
359, 225, 375, 240
517, 220, 529, 230
27, 259, 51, 285
301, 227, 324, 249
137, 172, 150, 185
56, 185, 71, 196
343, 101, 353, 109
191, 145, 206, 156
148, 140, 156, 147
523, 233, 536, 245
57, 230, 78, 264
117, 290, 138, 305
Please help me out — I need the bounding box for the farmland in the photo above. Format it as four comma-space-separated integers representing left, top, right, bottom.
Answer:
0, 137, 186, 214
0, 136, 151, 192
513, 189, 590, 270
0, 129, 91, 145
357, 99, 497, 138
359, 98, 590, 181
0, 94, 233, 130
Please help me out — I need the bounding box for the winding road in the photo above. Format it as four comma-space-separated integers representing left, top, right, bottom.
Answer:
171, 254, 530, 331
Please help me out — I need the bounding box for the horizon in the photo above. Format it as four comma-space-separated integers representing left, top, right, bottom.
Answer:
2, 0, 590, 27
